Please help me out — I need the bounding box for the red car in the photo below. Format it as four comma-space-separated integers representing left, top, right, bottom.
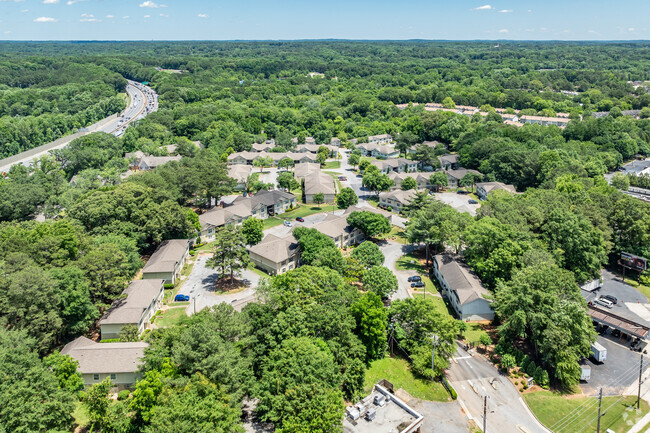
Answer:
296, 217, 305, 222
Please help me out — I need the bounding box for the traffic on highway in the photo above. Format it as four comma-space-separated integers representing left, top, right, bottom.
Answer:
112, 80, 158, 137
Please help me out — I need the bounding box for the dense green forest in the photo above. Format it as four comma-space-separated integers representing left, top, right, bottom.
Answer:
1, 41, 650, 432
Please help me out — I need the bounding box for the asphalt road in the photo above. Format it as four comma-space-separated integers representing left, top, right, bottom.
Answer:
447, 343, 551, 433
0, 79, 157, 172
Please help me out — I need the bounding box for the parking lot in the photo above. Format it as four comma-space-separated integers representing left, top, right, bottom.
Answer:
432, 192, 480, 216
579, 270, 650, 396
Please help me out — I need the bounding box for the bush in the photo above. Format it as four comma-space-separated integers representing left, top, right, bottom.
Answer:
164, 283, 174, 290
514, 348, 524, 364
520, 354, 531, 369
535, 368, 550, 389
526, 361, 537, 377
189, 250, 197, 256
501, 353, 516, 370
117, 390, 130, 401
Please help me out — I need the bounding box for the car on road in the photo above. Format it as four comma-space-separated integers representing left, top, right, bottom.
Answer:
411, 281, 425, 288
468, 199, 479, 204
601, 294, 618, 304
283, 220, 293, 227
174, 294, 190, 302
407, 275, 421, 282
295, 217, 304, 222
338, 176, 347, 181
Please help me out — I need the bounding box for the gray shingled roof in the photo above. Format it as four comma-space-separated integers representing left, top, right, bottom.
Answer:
249, 233, 299, 262
62, 336, 148, 374
434, 254, 491, 305
142, 239, 189, 274
99, 279, 164, 325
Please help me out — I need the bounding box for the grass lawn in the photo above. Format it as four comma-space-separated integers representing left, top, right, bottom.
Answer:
376, 226, 408, 244
248, 262, 271, 279
155, 307, 188, 328
323, 170, 342, 178
366, 195, 380, 208
463, 323, 489, 345
278, 204, 334, 219
396, 252, 425, 272
73, 401, 89, 428
523, 390, 649, 433
263, 216, 284, 230
365, 357, 450, 402
323, 160, 341, 169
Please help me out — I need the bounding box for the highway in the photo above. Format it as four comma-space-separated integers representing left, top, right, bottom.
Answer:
0, 79, 158, 173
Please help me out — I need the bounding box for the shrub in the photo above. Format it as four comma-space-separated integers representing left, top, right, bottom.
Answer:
117, 390, 130, 401
164, 283, 174, 290
526, 361, 537, 377
514, 348, 524, 364
520, 354, 531, 369
535, 368, 550, 389
189, 250, 197, 256
501, 353, 516, 370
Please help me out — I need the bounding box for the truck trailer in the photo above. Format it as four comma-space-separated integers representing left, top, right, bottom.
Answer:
591, 342, 607, 363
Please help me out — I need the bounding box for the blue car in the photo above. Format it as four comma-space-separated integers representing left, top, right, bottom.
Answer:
174, 294, 190, 302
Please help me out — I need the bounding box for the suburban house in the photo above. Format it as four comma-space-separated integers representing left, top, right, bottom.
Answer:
519, 115, 570, 127
378, 189, 418, 213
141, 239, 190, 285
331, 137, 342, 146
445, 168, 482, 188
137, 155, 182, 171
296, 144, 338, 155
342, 205, 393, 225
252, 142, 276, 152
294, 162, 322, 179
227, 151, 318, 166
304, 171, 336, 203
62, 336, 148, 389
432, 254, 494, 321
368, 134, 393, 145
228, 164, 253, 190
199, 190, 297, 241
476, 182, 517, 200
371, 158, 418, 174
305, 136, 317, 144
312, 213, 365, 248
388, 172, 432, 190
163, 144, 177, 154
357, 143, 399, 159
249, 234, 300, 275
407, 140, 440, 157
438, 154, 460, 170
98, 279, 165, 340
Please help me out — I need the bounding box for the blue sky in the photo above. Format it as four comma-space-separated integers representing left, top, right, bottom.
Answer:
0, 0, 648, 41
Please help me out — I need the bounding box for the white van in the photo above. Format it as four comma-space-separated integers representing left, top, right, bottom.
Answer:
594, 297, 614, 309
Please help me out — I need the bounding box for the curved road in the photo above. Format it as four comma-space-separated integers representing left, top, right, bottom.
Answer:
0, 79, 158, 173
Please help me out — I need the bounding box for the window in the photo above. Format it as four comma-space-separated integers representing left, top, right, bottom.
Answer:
110, 374, 117, 381
93, 374, 100, 381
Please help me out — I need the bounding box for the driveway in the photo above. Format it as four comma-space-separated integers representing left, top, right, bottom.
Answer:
433, 192, 480, 216
411, 399, 469, 433
182, 254, 262, 315
379, 240, 417, 301
447, 343, 551, 433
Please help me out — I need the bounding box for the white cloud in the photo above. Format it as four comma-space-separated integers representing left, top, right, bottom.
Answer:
0, 0, 26, 2
139, 1, 158, 7
143, 14, 151, 18
498, 9, 512, 13
80, 13, 99, 22
527, 9, 532, 12
105, 14, 114, 18
198, 13, 208, 18
159, 13, 168, 17
588, 30, 599, 34
122, 15, 130, 19
629, 27, 635, 32
472, 4, 492, 10
42, 0, 60, 4
34, 16, 58, 22
20, 8, 28, 12
4, 31, 12, 34
66, 0, 86, 5
498, 29, 509, 33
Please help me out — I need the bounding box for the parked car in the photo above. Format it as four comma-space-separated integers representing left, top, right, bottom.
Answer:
594, 298, 614, 309
468, 199, 479, 204
407, 275, 422, 282
174, 294, 190, 302
411, 281, 425, 288
283, 220, 293, 227
296, 217, 305, 222
338, 176, 347, 181
601, 295, 618, 305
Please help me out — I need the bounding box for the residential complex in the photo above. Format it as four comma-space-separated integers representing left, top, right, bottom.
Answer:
141, 239, 190, 285
379, 189, 418, 213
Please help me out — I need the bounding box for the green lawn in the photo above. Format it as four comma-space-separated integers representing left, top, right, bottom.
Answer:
278, 204, 333, 219
365, 357, 450, 402
247, 261, 271, 279
524, 391, 649, 433
155, 307, 188, 328
376, 226, 408, 244
366, 195, 380, 209
263, 216, 284, 230
396, 252, 425, 272
73, 401, 89, 428
463, 323, 489, 345
323, 160, 341, 169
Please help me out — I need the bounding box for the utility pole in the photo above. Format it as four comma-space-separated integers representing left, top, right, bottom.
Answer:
638, 353, 644, 410
483, 395, 487, 433
596, 388, 603, 433
431, 334, 439, 382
